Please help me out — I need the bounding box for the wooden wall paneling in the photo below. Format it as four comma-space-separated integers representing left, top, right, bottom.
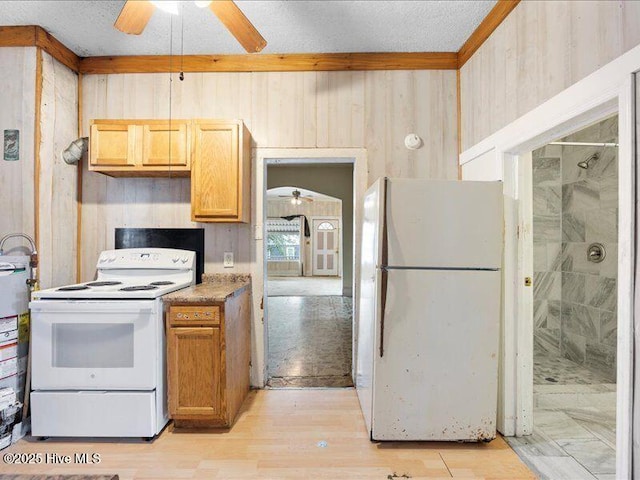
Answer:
266, 199, 342, 219
264, 72, 310, 147
249, 72, 269, 147
422, 71, 458, 180
302, 72, 318, 147
76, 72, 83, 282
33, 48, 42, 263
0, 48, 36, 253
569, 1, 622, 84
622, 1, 640, 52
388, 71, 415, 177
37, 52, 78, 289
460, 1, 640, 151
458, 0, 520, 68
364, 71, 387, 183
79, 75, 105, 280
315, 72, 330, 148
317, 71, 365, 148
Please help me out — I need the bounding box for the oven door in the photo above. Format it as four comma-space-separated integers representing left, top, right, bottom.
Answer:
30, 300, 159, 390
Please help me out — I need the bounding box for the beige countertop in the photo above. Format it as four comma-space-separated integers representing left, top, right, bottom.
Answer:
162, 273, 251, 305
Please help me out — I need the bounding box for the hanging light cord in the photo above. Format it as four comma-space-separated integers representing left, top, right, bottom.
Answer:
168, 13, 173, 176
180, 4, 185, 81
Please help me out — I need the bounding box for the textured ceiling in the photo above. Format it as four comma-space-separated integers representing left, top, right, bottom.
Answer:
0, 1, 496, 56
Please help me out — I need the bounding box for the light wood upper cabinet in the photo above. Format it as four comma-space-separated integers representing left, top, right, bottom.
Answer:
142, 122, 190, 168
89, 123, 136, 167
89, 120, 191, 177
191, 120, 251, 223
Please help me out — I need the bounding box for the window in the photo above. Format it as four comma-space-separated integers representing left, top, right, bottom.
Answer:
317, 221, 335, 230
266, 218, 301, 261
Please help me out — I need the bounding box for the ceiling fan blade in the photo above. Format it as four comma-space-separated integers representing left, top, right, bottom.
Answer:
209, 0, 267, 53
114, 0, 155, 35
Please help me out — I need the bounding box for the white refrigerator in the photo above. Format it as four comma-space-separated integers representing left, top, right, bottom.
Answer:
356, 178, 503, 441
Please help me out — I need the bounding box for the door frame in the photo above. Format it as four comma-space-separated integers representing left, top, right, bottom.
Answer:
311, 216, 342, 277
459, 44, 639, 477
252, 148, 368, 389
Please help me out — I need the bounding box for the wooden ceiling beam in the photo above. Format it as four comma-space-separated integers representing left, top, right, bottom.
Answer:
78, 52, 458, 74
458, 0, 520, 68
0, 26, 81, 72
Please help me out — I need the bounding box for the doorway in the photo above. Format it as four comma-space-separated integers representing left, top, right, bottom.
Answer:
312, 217, 341, 277
506, 116, 619, 479
264, 162, 354, 388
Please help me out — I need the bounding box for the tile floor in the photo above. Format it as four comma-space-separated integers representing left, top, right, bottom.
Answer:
267, 296, 353, 387
506, 351, 616, 480
267, 276, 342, 296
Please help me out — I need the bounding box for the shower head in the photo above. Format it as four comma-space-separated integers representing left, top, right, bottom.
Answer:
577, 152, 599, 169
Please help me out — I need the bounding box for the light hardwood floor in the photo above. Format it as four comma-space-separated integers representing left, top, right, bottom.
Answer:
1, 389, 535, 479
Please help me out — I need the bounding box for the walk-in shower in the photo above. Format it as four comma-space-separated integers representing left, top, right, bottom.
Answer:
508, 116, 619, 479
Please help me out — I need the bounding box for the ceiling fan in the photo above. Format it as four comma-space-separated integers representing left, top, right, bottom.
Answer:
114, 0, 267, 53
279, 190, 314, 205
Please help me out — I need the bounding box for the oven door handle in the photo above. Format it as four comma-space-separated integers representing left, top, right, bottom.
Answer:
29, 300, 157, 314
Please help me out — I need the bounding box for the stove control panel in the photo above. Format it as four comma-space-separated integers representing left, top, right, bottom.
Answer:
97, 248, 195, 270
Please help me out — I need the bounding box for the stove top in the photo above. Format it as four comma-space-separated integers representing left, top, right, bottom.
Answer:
33, 248, 196, 300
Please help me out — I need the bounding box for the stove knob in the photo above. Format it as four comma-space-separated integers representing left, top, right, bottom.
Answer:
108, 255, 116, 262
172, 256, 180, 263
181, 257, 189, 264
99, 257, 106, 263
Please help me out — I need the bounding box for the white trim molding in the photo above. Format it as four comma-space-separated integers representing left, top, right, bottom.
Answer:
460, 43, 640, 478
252, 148, 368, 388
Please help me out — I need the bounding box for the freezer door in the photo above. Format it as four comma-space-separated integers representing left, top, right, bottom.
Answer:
355, 178, 385, 433
372, 269, 501, 441
385, 179, 503, 269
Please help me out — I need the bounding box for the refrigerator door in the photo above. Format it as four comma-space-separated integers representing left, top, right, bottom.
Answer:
356, 178, 385, 434
371, 268, 500, 441
385, 178, 503, 269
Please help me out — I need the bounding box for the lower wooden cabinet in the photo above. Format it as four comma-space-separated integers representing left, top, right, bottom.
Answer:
166, 289, 250, 428
167, 326, 222, 419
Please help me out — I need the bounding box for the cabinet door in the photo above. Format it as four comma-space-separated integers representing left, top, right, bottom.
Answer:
89, 124, 136, 167
167, 327, 222, 419
142, 122, 190, 170
192, 122, 240, 220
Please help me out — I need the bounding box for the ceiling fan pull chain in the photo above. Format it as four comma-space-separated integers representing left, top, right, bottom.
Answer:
180, 2, 185, 81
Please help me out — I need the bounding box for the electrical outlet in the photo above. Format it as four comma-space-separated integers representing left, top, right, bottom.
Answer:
223, 252, 234, 268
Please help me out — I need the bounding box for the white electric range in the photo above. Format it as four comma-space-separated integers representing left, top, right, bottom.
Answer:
29, 248, 195, 439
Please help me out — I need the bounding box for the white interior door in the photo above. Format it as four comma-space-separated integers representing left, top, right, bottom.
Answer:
313, 218, 340, 276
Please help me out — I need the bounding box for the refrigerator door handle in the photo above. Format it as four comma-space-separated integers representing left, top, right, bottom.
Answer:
379, 177, 389, 357
380, 267, 388, 357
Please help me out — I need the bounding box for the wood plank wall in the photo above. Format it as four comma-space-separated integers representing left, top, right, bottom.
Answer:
38, 51, 78, 288
459, 0, 640, 151
79, 70, 458, 281
0, 47, 36, 256
0, 47, 78, 288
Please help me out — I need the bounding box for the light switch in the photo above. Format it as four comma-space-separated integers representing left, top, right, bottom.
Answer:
254, 225, 263, 240
223, 252, 234, 268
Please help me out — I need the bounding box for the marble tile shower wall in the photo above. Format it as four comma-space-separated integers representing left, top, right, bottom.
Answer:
533, 117, 618, 382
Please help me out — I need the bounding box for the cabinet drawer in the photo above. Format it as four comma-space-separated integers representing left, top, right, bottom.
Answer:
169, 306, 220, 326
